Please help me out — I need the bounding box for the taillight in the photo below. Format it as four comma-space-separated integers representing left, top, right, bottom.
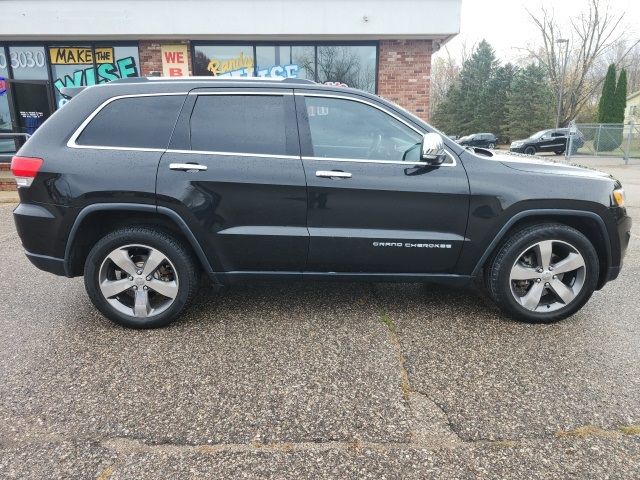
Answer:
11, 156, 43, 188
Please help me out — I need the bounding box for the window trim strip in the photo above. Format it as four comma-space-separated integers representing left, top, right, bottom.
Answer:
66, 90, 457, 167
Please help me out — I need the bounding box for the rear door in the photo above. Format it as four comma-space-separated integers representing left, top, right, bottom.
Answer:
156, 88, 308, 278
296, 91, 470, 275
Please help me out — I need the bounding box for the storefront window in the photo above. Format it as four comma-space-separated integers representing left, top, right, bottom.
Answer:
317, 46, 376, 93
8, 46, 48, 80
193, 45, 254, 77
50, 45, 140, 108
0, 46, 8, 77
255, 45, 315, 80
193, 43, 377, 92
0, 47, 14, 154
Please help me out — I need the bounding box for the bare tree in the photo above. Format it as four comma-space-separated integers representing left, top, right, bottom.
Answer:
526, 0, 639, 125
430, 47, 461, 116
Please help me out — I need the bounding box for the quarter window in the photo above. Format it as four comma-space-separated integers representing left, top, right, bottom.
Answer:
76, 95, 184, 149
304, 96, 422, 161
190, 95, 288, 156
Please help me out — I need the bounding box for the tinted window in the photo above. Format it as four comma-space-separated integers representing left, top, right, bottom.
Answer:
305, 96, 421, 161
76, 95, 184, 149
190, 95, 287, 155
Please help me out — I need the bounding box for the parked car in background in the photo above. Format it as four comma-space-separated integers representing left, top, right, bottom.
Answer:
510, 128, 584, 155
457, 133, 497, 149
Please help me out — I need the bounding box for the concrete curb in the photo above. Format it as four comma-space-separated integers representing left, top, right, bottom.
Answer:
0, 192, 18, 204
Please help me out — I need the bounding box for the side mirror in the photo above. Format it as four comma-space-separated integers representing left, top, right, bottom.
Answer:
421, 132, 447, 164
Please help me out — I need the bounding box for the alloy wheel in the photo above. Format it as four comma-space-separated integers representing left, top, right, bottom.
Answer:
509, 240, 586, 312
98, 244, 179, 318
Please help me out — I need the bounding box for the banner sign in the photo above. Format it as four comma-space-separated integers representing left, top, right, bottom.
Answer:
49, 47, 114, 65
161, 45, 189, 77
0, 77, 6, 96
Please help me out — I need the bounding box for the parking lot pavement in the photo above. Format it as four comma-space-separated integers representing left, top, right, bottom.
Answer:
1, 159, 639, 479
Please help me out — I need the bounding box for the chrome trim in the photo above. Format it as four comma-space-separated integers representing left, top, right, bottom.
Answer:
316, 170, 352, 178
302, 155, 456, 167
169, 163, 207, 171
295, 92, 456, 166
67, 92, 188, 150
165, 149, 299, 160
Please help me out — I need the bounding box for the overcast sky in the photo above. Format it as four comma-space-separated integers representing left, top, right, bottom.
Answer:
438, 0, 640, 63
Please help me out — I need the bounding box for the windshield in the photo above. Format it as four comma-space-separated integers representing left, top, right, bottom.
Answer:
529, 130, 548, 139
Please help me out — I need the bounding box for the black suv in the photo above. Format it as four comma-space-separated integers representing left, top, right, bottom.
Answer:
510, 128, 585, 155
457, 133, 497, 149
12, 78, 631, 328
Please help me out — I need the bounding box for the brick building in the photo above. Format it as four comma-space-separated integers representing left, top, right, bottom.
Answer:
0, 0, 461, 161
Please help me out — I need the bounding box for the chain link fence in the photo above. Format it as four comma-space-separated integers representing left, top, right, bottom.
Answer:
568, 122, 639, 164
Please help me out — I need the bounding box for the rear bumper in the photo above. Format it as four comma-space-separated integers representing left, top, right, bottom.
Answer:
25, 250, 66, 276
14, 202, 71, 276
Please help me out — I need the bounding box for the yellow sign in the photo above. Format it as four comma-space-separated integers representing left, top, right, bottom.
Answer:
49, 47, 114, 65
161, 44, 189, 77
207, 52, 253, 76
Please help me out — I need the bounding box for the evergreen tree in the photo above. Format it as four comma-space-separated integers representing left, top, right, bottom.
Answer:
486, 63, 516, 140
597, 64, 617, 123
432, 40, 502, 137
505, 64, 555, 140
613, 68, 627, 123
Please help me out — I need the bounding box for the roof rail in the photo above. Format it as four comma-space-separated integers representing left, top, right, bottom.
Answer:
141, 76, 317, 84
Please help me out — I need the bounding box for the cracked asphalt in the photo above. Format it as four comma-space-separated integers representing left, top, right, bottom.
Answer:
1, 157, 639, 479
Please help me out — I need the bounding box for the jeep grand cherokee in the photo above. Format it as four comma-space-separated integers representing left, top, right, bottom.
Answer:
11, 78, 631, 328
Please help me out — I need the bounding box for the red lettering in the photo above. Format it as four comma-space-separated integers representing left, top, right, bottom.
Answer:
164, 52, 179, 63
169, 68, 183, 77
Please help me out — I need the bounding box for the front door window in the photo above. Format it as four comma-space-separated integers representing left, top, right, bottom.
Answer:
304, 96, 422, 161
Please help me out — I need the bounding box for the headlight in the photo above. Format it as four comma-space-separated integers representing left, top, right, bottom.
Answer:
613, 188, 625, 207
511, 142, 523, 148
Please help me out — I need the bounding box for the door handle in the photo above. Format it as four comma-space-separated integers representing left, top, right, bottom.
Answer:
169, 163, 207, 171
316, 170, 352, 179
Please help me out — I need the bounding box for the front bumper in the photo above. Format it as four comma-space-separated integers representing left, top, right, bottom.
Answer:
602, 208, 632, 286
509, 146, 526, 153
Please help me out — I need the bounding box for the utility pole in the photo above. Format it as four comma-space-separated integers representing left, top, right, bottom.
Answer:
555, 38, 569, 128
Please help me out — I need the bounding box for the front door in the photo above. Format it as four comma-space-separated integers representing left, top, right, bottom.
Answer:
156, 89, 309, 278
296, 92, 470, 274
538, 132, 567, 153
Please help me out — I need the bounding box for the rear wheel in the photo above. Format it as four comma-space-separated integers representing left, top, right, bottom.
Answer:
523, 145, 536, 155
84, 227, 199, 328
554, 149, 564, 155
487, 142, 496, 149
486, 223, 599, 323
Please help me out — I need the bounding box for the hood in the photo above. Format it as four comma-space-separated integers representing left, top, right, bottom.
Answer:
483, 150, 613, 180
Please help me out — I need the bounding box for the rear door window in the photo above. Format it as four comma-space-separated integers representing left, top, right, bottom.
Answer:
75, 95, 185, 149
189, 94, 289, 155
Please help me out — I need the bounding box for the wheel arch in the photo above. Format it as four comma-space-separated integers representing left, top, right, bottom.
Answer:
473, 209, 611, 289
64, 203, 215, 279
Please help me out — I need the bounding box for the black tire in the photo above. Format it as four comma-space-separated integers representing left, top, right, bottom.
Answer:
84, 227, 199, 328
485, 223, 599, 323
523, 145, 536, 155
487, 142, 495, 149
554, 149, 564, 155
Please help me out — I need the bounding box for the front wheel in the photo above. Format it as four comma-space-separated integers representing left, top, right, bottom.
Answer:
84, 227, 199, 328
523, 145, 536, 155
485, 223, 599, 323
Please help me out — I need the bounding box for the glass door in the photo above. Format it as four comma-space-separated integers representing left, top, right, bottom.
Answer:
7, 79, 54, 150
